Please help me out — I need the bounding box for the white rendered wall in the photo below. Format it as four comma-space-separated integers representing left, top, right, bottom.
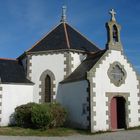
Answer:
60, 80, 89, 129
71, 52, 86, 72
30, 54, 65, 102
1, 84, 33, 126
90, 50, 140, 131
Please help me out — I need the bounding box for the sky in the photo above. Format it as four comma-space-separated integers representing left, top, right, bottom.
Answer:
0, 0, 139, 73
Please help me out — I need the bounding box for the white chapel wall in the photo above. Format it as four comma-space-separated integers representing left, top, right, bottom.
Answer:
90, 50, 140, 131
60, 80, 89, 129
1, 84, 33, 126
70, 52, 86, 72
30, 53, 65, 102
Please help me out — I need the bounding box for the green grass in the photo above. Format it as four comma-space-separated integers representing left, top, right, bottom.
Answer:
0, 127, 91, 136
127, 126, 140, 130
0, 126, 139, 136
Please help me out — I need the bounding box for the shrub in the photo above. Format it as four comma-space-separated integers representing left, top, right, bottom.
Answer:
49, 103, 67, 128
14, 102, 67, 129
14, 102, 37, 128
31, 103, 53, 129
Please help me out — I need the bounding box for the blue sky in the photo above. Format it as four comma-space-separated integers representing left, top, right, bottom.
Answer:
0, 0, 139, 73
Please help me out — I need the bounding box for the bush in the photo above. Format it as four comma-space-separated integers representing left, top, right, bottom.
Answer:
14, 102, 37, 128
31, 103, 53, 129
14, 102, 67, 129
49, 103, 67, 128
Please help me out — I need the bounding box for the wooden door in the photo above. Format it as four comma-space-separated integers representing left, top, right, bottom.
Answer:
110, 97, 117, 130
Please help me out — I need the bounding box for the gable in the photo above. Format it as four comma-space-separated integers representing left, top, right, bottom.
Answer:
87, 50, 140, 131
88, 50, 139, 86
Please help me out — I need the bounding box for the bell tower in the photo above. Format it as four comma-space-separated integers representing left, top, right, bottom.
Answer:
106, 9, 123, 51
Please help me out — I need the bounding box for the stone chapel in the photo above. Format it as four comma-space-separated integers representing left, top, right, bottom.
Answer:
0, 7, 139, 132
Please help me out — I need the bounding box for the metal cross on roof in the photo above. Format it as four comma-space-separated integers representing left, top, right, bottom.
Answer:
109, 9, 116, 21
61, 5, 67, 22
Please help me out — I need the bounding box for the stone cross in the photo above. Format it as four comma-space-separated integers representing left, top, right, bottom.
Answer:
109, 9, 116, 21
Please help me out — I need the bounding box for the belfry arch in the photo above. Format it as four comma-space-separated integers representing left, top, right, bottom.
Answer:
112, 25, 118, 42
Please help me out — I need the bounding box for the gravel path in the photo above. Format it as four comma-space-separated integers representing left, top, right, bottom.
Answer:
0, 130, 139, 140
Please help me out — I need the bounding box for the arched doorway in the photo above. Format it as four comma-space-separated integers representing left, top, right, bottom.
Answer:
110, 96, 126, 130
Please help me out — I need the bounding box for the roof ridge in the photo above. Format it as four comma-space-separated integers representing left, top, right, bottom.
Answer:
63, 23, 70, 49
0, 58, 17, 61
65, 23, 100, 50
26, 23, 63, 52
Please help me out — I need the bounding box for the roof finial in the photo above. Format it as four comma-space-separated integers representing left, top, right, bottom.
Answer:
61, 5, 67, 22
109, 9, 116, 21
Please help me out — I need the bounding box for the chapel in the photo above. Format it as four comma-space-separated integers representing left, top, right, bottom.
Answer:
0, 7, 139, 132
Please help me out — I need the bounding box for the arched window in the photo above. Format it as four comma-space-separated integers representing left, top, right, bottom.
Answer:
45, 75, 51, 102
39, 70, 55, 103
112, 25, 118, 42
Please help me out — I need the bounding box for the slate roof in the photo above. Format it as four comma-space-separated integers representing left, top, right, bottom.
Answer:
61, 50, 106, 83
0, 59, 32, 84
27, 23, 100, 53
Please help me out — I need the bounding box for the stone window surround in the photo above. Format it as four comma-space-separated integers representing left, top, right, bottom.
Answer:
39, 69, 56, 103
107, 61, 127, 87
106, 92, 130, 130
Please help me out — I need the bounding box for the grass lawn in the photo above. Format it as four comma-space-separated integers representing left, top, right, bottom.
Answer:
0, 127, 91, 136
0, 126, 139, 136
